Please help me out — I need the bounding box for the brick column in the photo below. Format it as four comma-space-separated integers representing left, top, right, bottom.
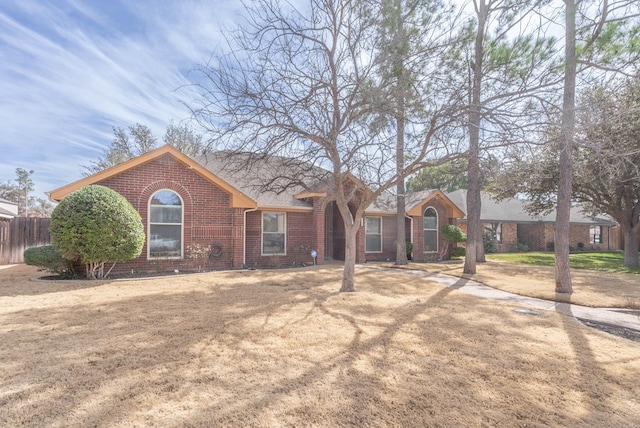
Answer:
413, 215, 425, 262
232, 208, 245, 269
312, 198, 326, 265
356, 219, 366, 263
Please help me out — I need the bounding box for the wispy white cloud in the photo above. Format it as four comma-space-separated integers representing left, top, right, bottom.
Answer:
0, 0, 240, 198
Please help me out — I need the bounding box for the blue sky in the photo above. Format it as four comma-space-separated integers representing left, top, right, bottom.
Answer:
0, 0, 241, 200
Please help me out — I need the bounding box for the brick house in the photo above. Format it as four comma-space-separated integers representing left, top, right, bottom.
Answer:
447, 189, 619, 252
48, 145, 465, 273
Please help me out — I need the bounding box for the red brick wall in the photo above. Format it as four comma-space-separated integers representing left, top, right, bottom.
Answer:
244, 210, 317, 268
458, 221, 519, 253
411, 199, 451, 262
517, 223, 610, 251
97, 154, 241, 273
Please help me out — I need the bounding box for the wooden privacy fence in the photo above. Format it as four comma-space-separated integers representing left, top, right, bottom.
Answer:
0, 217, 51, 264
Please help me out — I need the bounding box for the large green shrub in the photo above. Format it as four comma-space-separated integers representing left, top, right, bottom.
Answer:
24, 245, 75, 278
50, 185, 145, 279
440, 224, 466, 260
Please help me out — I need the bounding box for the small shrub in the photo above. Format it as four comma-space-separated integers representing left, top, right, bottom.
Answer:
24, 245, 75, 278
546, 241, 555, 252
510, 241, 530, 253
483, 231, 497, 253
451, 247, 466, 258
577, 242, 585, 251
405, 241, 414, 254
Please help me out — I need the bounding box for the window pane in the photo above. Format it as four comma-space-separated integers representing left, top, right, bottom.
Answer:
424, 231, 437, 252
423, 209, 437, 230
151, 190, 182, 206
366, 235, 382, 252
263, 212, 284, 233
366, 217, 381, 234
150, 205, 182, 223
149, 224, 181, 257
263, 233, 285, 254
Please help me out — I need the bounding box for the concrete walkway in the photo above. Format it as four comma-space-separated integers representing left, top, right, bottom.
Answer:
362, 266, 640, 332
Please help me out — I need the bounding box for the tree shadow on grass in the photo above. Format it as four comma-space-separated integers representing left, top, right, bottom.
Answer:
1, 268, 639, 426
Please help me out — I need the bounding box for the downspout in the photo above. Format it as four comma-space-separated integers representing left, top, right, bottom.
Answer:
405, 214, 413, 257
243, 207, 258, 267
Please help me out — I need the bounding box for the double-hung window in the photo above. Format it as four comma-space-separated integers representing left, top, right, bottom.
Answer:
262, 212, 286, 255
423, 207, 438, 252
149, 190, 183, 258
365, 217, 382, 253
590, 225, 602, 244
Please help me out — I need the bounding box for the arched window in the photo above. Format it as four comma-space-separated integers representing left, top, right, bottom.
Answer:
423, 207, 438, 253
149, 190, 183, 258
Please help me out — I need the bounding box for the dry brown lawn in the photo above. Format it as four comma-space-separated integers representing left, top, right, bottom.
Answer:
392, 260, 640, 308
1, 263, 639, 427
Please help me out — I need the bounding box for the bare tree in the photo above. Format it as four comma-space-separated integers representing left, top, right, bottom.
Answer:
83, 123, 158, 175
576, 76, 640, 267
554, 0, 639, 293
491, 76, 640, 268
83, 122, 208, 175
462, 0, 561, 274
163, 121, 206, 158
191, 0, 464, 291
369, 0, 458, 265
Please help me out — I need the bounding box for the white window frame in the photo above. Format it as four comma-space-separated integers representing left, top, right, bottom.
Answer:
365, 216, 383, 253
262, 211, 287, 256
148, 189, 184, 259
590, 225, 602, 244
423, 207, 438, 253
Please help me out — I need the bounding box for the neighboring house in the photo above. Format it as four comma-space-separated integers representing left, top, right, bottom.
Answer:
48, 145, 464, 273
0, 198, 18, 222
447, 189, 619, 252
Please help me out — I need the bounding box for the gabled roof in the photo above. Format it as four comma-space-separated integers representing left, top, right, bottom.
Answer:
48, 145, 256, 208
366, 189, 465, 218
446, 189, 617, 226
194, 152, 330, 211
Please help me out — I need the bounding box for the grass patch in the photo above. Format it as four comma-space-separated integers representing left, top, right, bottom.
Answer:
487, 251, 640, 274
1, 264, 640, 426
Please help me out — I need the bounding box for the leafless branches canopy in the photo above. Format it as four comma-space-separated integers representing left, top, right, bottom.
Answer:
191, 0, 465, 291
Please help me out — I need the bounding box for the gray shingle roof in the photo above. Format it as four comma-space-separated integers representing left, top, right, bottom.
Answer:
194, 152, 330, 210
446, 189, 616, 226
366, 190, 437, 214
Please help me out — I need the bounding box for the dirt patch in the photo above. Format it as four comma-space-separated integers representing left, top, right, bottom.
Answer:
1, 263, 639, 427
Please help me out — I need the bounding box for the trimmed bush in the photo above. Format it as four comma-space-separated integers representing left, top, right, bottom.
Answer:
441, 224, 466, 244
50, 185, 145, 279
24, 245, 75, 278
451, 247, 466, 258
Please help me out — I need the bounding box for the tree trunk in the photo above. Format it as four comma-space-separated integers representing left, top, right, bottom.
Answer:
477, 226, 486, 262
623, 228, 640, 268
393, 0, 408, 266
555, 0, 576, 294
395, 77, 408, 265
463, 0, 486, 275
341, 223, 359, 292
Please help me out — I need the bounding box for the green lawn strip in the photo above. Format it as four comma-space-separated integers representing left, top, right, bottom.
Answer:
487, 251, 640, 274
